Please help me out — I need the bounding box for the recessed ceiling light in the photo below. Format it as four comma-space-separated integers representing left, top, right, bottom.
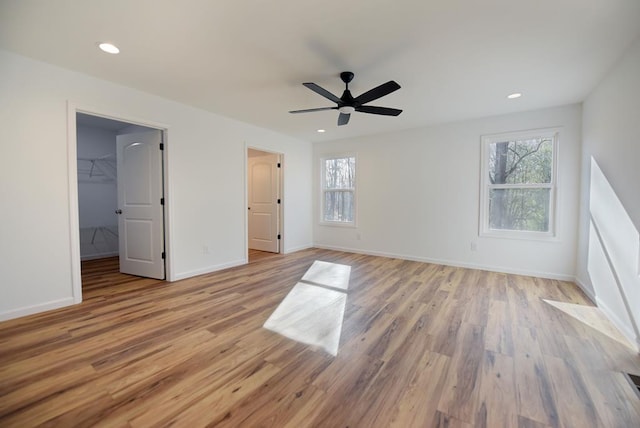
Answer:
98, 42, 120, 54
507, 92, 522, 99
317, 129, 326, 133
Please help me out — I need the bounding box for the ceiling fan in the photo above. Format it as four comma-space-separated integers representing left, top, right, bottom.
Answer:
289, 71, 402, 126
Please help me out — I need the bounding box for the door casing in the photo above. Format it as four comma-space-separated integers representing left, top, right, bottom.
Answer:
67, 102, 172, 304
246, 146, 283, 258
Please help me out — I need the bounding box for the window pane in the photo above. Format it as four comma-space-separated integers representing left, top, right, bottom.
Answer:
489, 188, 550, 232
488, 138, 553, 185
324, 191, 354, 222
324, 157, 355, 189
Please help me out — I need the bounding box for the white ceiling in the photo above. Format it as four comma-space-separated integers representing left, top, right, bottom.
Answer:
1, 0, 639, 142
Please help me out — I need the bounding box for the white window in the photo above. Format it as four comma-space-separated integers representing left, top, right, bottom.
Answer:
321, 155, 356, 225
480, 129, 558, 238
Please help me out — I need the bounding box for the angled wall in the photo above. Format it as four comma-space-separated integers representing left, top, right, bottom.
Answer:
577, 36, 640, 348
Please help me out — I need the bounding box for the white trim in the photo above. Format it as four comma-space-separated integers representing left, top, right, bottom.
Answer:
320, 153, 357, 227
0, 298, 76, 322
588, 213, 640, 347
173, 259, 247, 281
67, 102, 83, 303
573, 276, 639, 352
313, 244, 575, 281
595, 295, 640, 352
244, 144, 249, 261
479, 128, 560, 239
573, 276, 597, 303
283, 243, 314, 254
162, 129, 174, 282
245, 144, 284, 255
67, 102, 174, 296
319, 220, 358, 229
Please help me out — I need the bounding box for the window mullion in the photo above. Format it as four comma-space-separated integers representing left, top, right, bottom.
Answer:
321, 155, 356, 225
489, 183, 553, 190
480, 129, 558, 237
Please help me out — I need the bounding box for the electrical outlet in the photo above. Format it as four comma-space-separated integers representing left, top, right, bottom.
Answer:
356, 232, 362, 240
202, 245, 210, 254
470, 241, 478, 251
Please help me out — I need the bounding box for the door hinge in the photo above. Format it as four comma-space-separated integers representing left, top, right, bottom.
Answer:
277, 234, 281, 240
161, 252, 166, 259
277, 198, 281, 204
160, 197, 165, 205
159, 142, 164, 150
277, 162, 281, 168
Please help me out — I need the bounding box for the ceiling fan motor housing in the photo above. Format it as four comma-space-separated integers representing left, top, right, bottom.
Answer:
340, 89, 355, 107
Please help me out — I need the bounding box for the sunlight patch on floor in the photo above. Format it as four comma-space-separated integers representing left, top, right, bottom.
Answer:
264, 261, 351, 356
301, 260, 351, 290
543, 299, 635, 349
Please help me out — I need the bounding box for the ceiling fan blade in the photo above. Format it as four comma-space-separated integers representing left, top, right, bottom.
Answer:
356, 105, 403, 116
338, 113, 350, 126
289, 107, 338, 114
354, 81, 401, 105
303, 83, 342, 104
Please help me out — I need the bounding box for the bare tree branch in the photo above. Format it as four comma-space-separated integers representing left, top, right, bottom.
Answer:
503, 138, 549, 180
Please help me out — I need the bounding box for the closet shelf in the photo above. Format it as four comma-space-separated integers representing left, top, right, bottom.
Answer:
77, 154, 116, 183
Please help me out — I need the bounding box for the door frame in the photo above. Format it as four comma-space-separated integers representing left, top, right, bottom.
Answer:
245, 145, 284, 259
67, 101, 173, 304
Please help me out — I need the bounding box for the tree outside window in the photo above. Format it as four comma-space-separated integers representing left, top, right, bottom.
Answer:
481, 130, 558, 237
322, 156, 356, 224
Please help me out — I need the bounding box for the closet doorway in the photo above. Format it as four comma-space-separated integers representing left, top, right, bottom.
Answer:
75, 113, 166, 284
247, 148, 282, 261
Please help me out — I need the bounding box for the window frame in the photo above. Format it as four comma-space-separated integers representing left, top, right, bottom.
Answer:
479, 128, 559, 240
320, 154, 357, 227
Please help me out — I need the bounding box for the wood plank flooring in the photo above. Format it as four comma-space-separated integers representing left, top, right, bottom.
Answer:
248, 249, 282, 263
1, 249, 639, 427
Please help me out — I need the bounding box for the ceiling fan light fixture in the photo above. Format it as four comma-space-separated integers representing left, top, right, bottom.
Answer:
339, 106, 355, 114
98, 42, 120, 54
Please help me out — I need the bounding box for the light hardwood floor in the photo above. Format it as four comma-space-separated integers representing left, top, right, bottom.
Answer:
1, 249, 639, 427
248, 248, 282, 264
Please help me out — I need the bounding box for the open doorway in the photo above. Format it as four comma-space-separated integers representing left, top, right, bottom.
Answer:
74, 112, 167, 292
247, 148, 283, 263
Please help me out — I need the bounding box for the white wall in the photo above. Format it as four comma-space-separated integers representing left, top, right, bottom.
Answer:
76, 125, 119, 260
314, 104, 582, 280
77, 125, 118, 229
577, 36, 640, 348
0, 49, 313, 320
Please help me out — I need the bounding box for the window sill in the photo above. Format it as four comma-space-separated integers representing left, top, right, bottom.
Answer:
480, 230, 559, 243
319, 221, 357, 228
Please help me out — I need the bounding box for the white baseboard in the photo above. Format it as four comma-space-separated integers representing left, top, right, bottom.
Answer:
595, 296, 640, 352
283, 243, 314, 254
573, 276, 597, 303
574, 278, 640, 352
0, 297, 76, 322
173, 259, 247, 281
313, 244, 575, 281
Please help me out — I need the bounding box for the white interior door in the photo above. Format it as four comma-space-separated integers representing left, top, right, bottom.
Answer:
116, 130, 165, 279
248, 152, 280, 253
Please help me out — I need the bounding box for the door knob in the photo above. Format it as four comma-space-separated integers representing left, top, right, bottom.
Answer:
115, 209, 123, 214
